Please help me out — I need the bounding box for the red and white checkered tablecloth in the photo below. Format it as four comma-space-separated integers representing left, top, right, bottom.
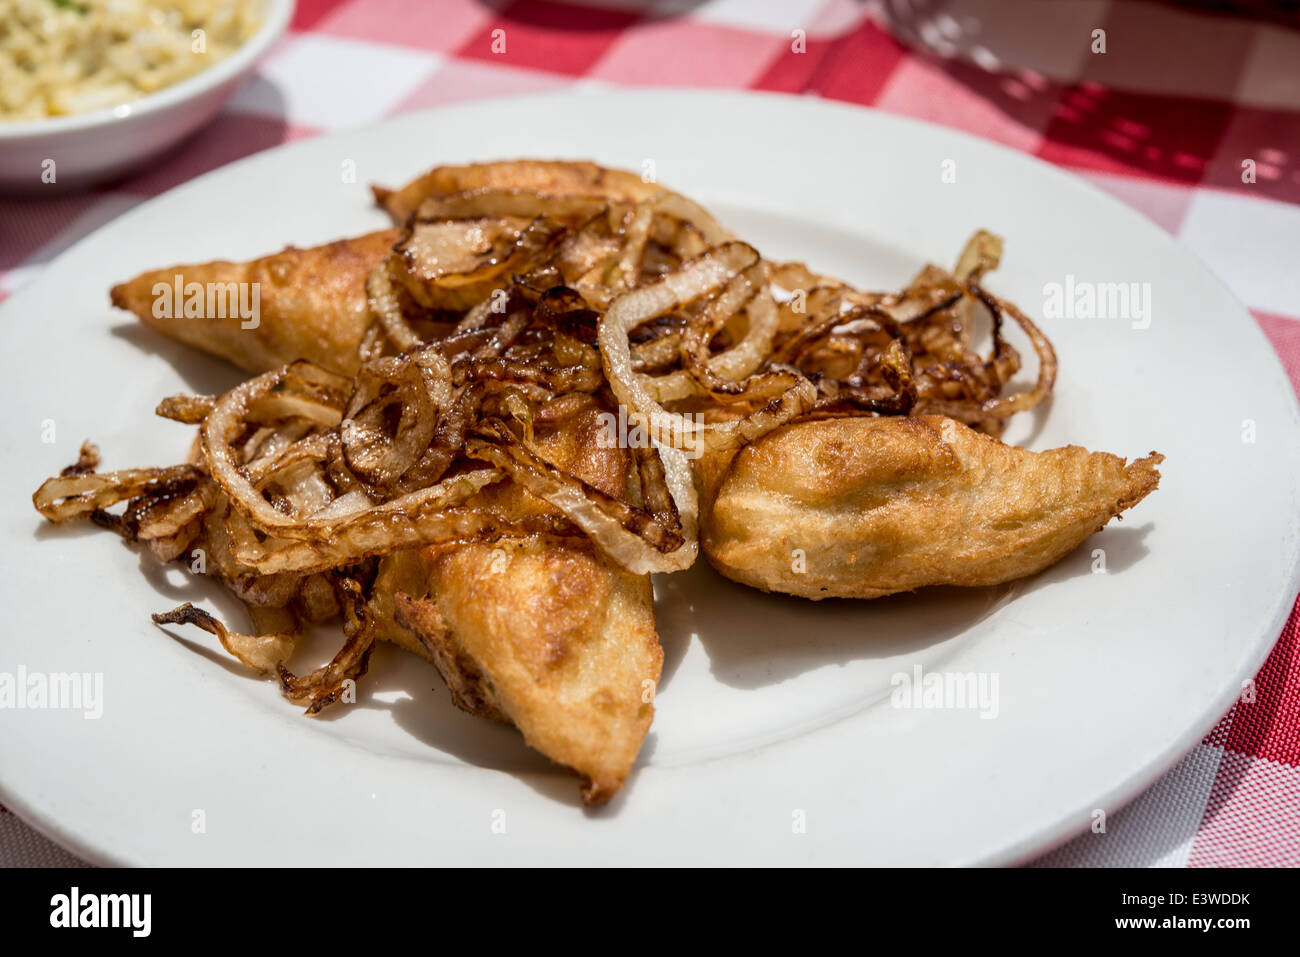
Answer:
1, 0, 1297, 868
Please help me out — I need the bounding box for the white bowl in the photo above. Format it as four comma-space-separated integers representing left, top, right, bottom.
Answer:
0, 0, 295, 194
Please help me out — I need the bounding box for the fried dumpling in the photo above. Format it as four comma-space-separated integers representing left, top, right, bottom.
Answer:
395, 538, 660, 805
700, 415, 1162, 600
110, 229, 398, 377
385, 394, 663, 804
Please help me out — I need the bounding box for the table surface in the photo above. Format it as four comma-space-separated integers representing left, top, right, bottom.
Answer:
1, 0, 1297, 868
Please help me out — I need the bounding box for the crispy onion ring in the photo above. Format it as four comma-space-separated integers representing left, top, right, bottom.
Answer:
33, 464, 203, 522
340, 349, 453, 489
156, 394, 215, 424
277, 575, 375, 715
950, 285, 1056, 421
153, 602, 299, 677
201, 366, 505, 543
649, 191, 733, 246
367, 258, 423, 352
225, 502, 568, 575
465, 430, 698, 575
599, 243, 816, 456
413, 188, 611, 224
644, 255, 781, 402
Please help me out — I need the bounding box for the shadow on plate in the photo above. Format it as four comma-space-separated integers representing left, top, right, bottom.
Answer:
109, 322, 244, 397
655, 521, 1155, 692
653, 560, 1013, 691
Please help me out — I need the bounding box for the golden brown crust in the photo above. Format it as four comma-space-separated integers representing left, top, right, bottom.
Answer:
109, 229, 399, 378
393, 591, 510, 723
374, 159, 665, 223
419, 539, 660, 804
702, 415, 1163, 599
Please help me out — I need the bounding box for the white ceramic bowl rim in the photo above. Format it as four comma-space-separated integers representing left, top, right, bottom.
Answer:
0, 0, 295, 140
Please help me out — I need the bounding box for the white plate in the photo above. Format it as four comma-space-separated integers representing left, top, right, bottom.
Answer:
1, 90, 1297, 866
